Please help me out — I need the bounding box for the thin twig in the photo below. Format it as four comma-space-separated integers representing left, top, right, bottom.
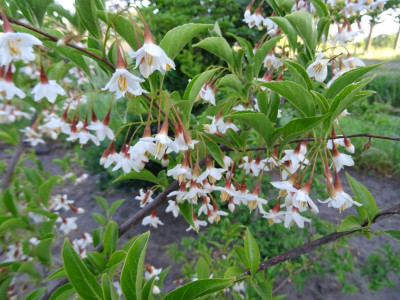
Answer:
242, 133, 400, 152
252, 204, 400, 275
1, 114, 38, 191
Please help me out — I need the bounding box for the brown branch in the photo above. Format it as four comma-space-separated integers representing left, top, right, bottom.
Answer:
2, 114, 38, 191
0, 16, 116, 71
252, 204, 400, 275
241, 133, 400, 152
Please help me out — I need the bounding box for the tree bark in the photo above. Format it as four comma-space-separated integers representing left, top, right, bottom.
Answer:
365, 22, 376, 52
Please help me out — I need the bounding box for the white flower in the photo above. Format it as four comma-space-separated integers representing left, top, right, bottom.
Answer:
333, 151, 354, 172
135, 189, 154, 208
21, 126, 45, 146
186, 216, 207, 232
57, 216, 78, 234
32, 80, 66, 103
51, 194, 73, 211
129, 42, 175, 78
144, 265, 162, 280
167, 163, 192, 183
284, 207, 310, 228
142, 213, 164, 228
0, 77, 25, 100
343, 57, 365, 70
67, 127, 100, 146
86, 121, 114, 141
197, 166, 225, 184
292, 188, 319, 213
166, 200, 180, 218
198, 84, 216, 105
306, 52, 329, 82
263, 53, 282, 69
102, 68, 146, 99
0, 32, 42, 66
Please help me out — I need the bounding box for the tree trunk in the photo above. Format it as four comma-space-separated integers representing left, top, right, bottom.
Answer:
365, 22, 376, 53
394, 24, 400, 50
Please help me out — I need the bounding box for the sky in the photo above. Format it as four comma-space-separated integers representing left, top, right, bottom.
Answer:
55, 0, 400, 38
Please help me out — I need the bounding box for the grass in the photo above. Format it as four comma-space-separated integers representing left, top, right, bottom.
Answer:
340, 107, 400, 176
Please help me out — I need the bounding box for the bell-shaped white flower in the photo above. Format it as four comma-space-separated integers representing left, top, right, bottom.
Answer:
128, 25, 175, 78
103, 68, 146, 99
284, 206, 310, 228
165, 200, 180, 218
32, 68, 66, 103
306, 52, 329, 82
142, 209, 163, 228
0, 14, 42, 66
0, 66, 26, 99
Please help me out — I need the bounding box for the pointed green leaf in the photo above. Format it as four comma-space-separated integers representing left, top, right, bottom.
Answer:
244, 228, 260, 275
62, 239, 102, 300
259, 81, 315, 117
184, 68, 219, 103
160, 23, 212, 59
75, 0, 101, 39
104, 221, 118, 256
270, 17, 298, 49
194, 37, 235, 70
326, 64, 382, 99
281, 59, 313, 90
164, 278, 235, 300
114, 169, 160, 185
253, 36, 281, 77
228, 111, 275, 148
121, 231, 150, 300
338, 216, 361, 232
38, 176, 60, 208
346, 173, 380, 221
37, 238, 53, 265
286, 11, 317, 55
196, 257, 210, 279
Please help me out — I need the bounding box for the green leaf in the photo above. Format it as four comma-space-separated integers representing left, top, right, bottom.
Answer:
326, 64, 382, 99
38, 176, 60, 208
260, 81, 315, 117
17, 261, 41, 281
286, 11, 317, 56
45, 267, 66, 282
104, 221, 118, 256
48, 283, 75, 300
327, 77, 373, 128
317, 17, 330, 44
311, 91, 329, 114
107, 250, 126, 268
0, 217, 29, 233
37, 238, 53, 265
244, 228, 260, 275
385, 230, 400, 241
91, 212, 107, 226
75, 0, 101, 39
3, 188, 18, 217
25, 287, 47, 300
217, 74, 243, 94
87, 252, 107, 273
194, 37, 235, 70
346, 173, 380, 221
121, 231, 150, 300
178, 201, 195, 228
160, 23, 212, 59
253, 36, 281, 77
114, 169, 160, 185
141, 276, 155, 300
203, 138, 225, 167
338, 216, 361, 232
281, 59, 313, 90
277, 114, 329, 149
233, 245, 248, 267
164, 278, 235, 300
102, 273, 117, 300
62, 239, 102, 300
228, 111, 275, 148
109, 199, 125, 217
183, 68, 219, 102
93, 195, 108, 213
270, 17, 297, 49
97, 11, 141, 51
309, 0, 329, 17
224, 266, 243, 278
27, 0, 53, 26
196, 257, 210, 279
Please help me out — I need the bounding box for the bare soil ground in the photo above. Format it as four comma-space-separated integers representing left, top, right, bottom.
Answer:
1, 141, 399, 298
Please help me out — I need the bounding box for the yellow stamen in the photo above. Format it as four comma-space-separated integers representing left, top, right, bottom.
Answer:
9, 39, 21, 56
146, 53, 154, 66
118, 75, 127, 91
312, 62, 323, 73
268, 218, 274, 225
